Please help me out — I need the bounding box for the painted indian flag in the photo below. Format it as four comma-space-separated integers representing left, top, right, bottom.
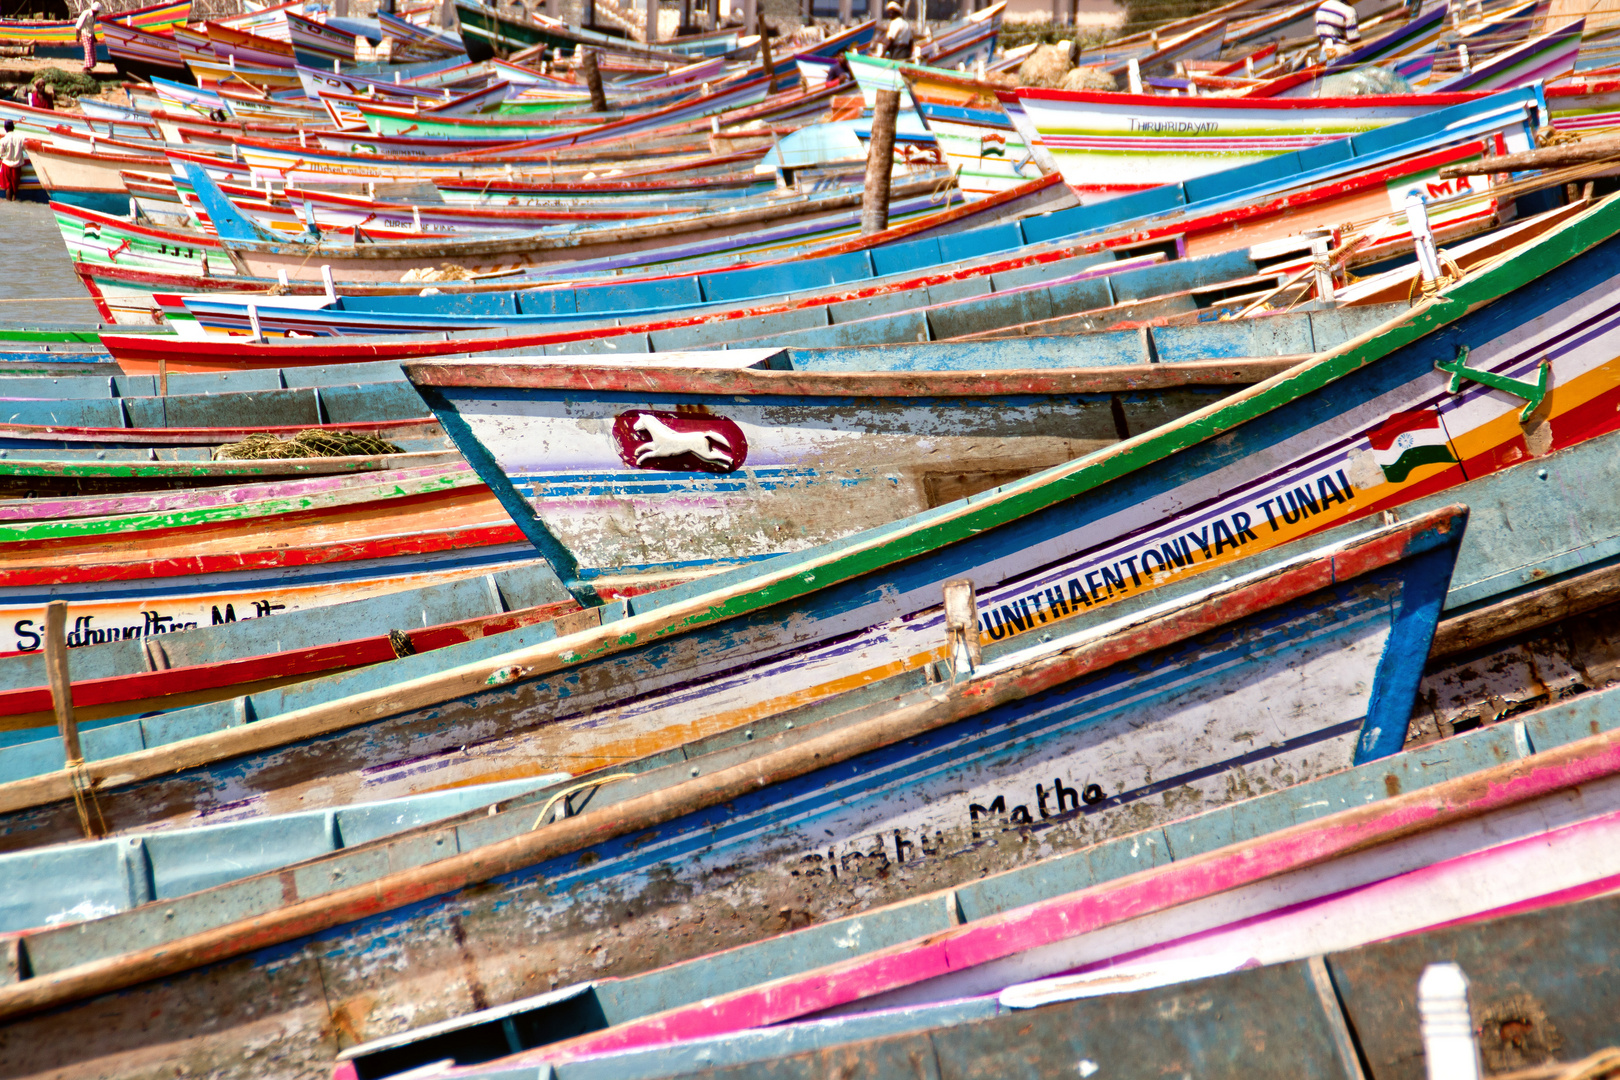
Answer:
1367, 410, 1458, 483
979, 133, 1007, 158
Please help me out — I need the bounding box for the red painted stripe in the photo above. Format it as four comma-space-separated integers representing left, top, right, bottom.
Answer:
0, 521, 525, 586
0, 597, 582, 718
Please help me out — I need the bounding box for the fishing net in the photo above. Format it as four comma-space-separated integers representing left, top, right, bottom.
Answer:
1319, 66, 1412, 97
212, 430, 405, 460
401, 263, 476, 283
1016, 42, 1075, 88
1060, 66, 1117, 91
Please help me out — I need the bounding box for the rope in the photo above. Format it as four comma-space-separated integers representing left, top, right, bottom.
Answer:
1494, 1048, 1620, 1080
530, 773, 635, 830
1409, 249, 1467, 307
212, 429, 404, 460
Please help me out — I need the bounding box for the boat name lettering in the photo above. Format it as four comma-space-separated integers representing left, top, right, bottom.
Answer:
1128, 119, 1219, 133
788, 777, 1104, 878
981, 467, 1357, 642
12, 611, 202, 651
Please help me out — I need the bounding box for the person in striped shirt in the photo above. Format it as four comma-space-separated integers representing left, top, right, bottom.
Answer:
1315, 0, 1360, 58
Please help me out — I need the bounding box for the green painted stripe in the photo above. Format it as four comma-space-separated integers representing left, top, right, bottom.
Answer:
0, 469, 477, 544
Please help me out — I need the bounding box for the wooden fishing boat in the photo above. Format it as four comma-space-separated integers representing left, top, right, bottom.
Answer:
0, 772, 571, 935
0, 523, 545, 677
138, 86, 1539, 357
0, 0, 188, 59
175, 239, 1180, 338
177, 114, 1522, 342
489, 683, 1620, 1071
314, 428, 1620, 1078
5, 192, 1620, 856
0, 449, 463, 498
399, 315, 1376, 573
452, 0, 693, 62
100, 21, 190, 81
364, 848, 1620, 1080
0, 369, 431, 441
22, 140, 162, 217
191, 163, 961, 282
1012, 85, 1490, 199
0, 548, 586, 734
283, 10, 357, 64
0, 508, 1470, 1080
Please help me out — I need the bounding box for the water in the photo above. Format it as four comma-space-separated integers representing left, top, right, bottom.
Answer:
0, 200, 104, 327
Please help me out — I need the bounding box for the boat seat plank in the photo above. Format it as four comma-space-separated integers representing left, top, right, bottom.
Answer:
699, 250, 875, 305
872, 235, 942, 278
545, 332, 650, 355
124, 387, 321, 429
317, 382, 430, 423
938, 220, 1024, 264
826, 291, 920, 326
572, 277, 703, 317
162, 368, 286, 395
988, 251, 1114, 292
927, 289, 1056, 341
1110, 249, 1258, 303
0, 400, 125, 428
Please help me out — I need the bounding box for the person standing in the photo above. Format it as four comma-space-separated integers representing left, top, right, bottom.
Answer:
0, 121, 26, 202
75, 1, 102, 75
877, 0, 914, 60
1315, 0, 1360, 59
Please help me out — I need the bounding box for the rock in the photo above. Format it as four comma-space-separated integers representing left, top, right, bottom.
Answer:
1060, 65, 1117, 91
1017, 41, 1075, 89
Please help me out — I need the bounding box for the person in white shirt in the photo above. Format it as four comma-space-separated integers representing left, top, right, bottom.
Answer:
74, 1, 102, 74
1315, 0, 1360, 59
877, 1, 914, 61
0, 121, 26, 202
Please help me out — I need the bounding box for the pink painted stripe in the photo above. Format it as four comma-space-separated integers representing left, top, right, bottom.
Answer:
1053, 805, 1620, 978
1048, 135, 1337, 151
524, 725, 1620, 1063
0, 462, 471, 523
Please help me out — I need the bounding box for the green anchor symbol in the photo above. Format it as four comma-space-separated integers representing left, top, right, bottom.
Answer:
1435, 345, 1549, 422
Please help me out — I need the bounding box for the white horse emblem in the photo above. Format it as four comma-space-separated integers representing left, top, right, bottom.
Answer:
630, 413, 735, 468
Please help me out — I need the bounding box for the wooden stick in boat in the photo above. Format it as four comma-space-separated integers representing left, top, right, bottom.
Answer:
43, 601, 80, 767
1439, 135, 1620, 178
758, 10, 775, 94
862, 88, 900, 236
579, 48, 607, 113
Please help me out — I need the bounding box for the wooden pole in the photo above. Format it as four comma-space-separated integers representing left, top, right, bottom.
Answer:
1438, 136, 1620, 178
579, 48, 608, 111
757, 8, 774, 91
861, 88, 900, 236
44, 601, 80, 766
644, 0, 658, 42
